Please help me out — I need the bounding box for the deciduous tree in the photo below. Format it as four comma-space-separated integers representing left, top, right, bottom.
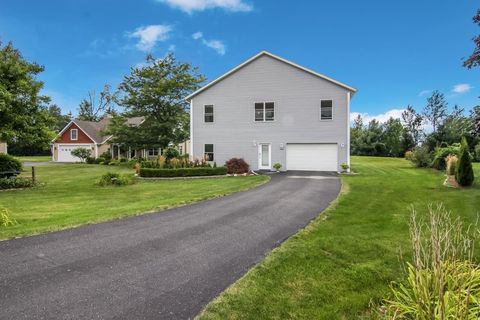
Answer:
107, 53, 205, 149
423, 90, 447, 133
463, 9, 480, 69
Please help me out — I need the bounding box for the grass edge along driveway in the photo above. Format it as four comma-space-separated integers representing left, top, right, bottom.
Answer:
197, 156, 480, 320
0, 164, 269, 240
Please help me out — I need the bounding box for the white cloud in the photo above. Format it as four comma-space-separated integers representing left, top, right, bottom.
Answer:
192, 31, 203, 40
418, 89, 431, 97
168, 44, 176, 51
128, 24, 172, 52
350, 108, 405, 124
192, 31, 226, 55
202, 39, 226, 55
452, 83, 472, 94
158, 0, 252, 13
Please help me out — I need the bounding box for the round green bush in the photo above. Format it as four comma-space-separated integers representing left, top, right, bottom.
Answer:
163, 147, 180, 160
0, 154, 22, 178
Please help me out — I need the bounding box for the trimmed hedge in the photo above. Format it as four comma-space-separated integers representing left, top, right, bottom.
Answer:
140, 167, 227, 177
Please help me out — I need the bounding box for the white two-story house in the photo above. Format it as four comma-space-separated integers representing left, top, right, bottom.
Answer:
186, 51, 356, 172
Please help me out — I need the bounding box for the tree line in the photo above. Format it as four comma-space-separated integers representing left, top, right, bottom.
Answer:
351, 91, 480, 157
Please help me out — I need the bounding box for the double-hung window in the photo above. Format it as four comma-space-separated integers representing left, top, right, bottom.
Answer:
70, 129, 78, 140
320, 100, 333, 120
148, 148, 159, 156
204, 105, 214, 123
254, 102, 274, 122
204, 144, 214, 161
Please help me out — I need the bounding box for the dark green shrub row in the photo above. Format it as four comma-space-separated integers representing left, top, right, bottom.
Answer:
140, 167, 227, 177
0, 177, 35, 189
0, 154, 22, 178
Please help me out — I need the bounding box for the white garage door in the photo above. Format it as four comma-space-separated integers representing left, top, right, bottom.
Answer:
286, 143, 338, 171
58, 145, 91, 162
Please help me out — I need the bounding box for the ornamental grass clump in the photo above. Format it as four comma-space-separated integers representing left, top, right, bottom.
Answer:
445, 154, 458, 176
378, 204, 480, 320
0, 208, 18, 227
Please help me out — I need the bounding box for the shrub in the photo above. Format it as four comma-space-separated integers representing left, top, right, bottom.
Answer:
97, 172, 135, 186
95, 157, 106, 164
119, 158, 127, 163
0, 177, 35, 189
404, 150, 413, 161
378, 204, 480, 319
340, 163, 349, 172
86, 157, 96, 164
71, 148, 91, 162
100, 151, 112, 160
431, 143, 461, 170
445, 154, 458, 176
410, 145, 431, 168
139, 167, 227, 178
0, 154, 22, 178
456, 137, 475, 187
475, 144, 480, 162
0, 208, 18, 227
163, 147, 180, 160
273, 163, 282, 171
108, 160, 118, 166
225, 158, 249, 174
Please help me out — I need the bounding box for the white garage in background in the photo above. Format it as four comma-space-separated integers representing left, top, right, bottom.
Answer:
57, 144, 93, 162
286, 143, 338, 171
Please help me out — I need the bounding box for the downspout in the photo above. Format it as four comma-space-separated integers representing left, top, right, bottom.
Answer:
346, 91, 351, 172
190, 98, 194, 160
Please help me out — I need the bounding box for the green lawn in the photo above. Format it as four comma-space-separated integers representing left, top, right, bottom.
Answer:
15, 155, 52, 162
0, 164, 268, 240
198, 157, 480, 320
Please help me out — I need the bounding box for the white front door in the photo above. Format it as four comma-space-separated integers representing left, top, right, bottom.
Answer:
258, 143, 271, 170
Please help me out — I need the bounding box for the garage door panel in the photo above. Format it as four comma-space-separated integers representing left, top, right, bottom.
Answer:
58, 145, 91, 162
287, 144, 337, 171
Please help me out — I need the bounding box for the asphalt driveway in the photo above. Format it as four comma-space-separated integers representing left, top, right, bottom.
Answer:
0, 172, 340, 320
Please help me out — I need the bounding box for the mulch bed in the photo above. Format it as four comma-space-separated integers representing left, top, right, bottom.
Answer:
444, 175, 459, 188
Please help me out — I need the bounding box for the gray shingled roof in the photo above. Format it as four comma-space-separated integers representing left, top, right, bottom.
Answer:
73, 116, 144, 143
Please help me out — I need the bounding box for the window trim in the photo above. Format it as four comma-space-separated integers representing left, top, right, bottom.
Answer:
148, 148, 160, 156
204, 143, 214, 162
320, 99, 334, 121
203, 104, 215, 123
70, 128, 78, 140
254, 101, 275, 122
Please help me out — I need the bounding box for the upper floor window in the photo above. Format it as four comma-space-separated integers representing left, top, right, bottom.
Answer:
320, 100, 333, 120
254, 102, 274, 122
204, 144, 214, 161
71, 128, 78, 140
204, 105, 214, 123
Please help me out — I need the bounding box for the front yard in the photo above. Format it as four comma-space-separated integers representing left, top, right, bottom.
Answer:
0, 164, 268, 240
198, 156, 480, 319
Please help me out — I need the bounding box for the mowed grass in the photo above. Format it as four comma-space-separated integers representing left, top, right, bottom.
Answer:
15, 155, 52, 162
198, 157, 480, 320
0, 164, 269, 240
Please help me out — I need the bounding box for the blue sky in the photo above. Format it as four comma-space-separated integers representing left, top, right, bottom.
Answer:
1, 0, 479, 121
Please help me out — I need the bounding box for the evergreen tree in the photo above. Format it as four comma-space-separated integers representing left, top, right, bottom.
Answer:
456, 137, 475, 186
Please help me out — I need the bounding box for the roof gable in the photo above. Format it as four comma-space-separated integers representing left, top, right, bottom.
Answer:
186, 51, 357, 101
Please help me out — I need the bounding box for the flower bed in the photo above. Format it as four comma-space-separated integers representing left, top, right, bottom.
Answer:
139, 167, 227, 178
